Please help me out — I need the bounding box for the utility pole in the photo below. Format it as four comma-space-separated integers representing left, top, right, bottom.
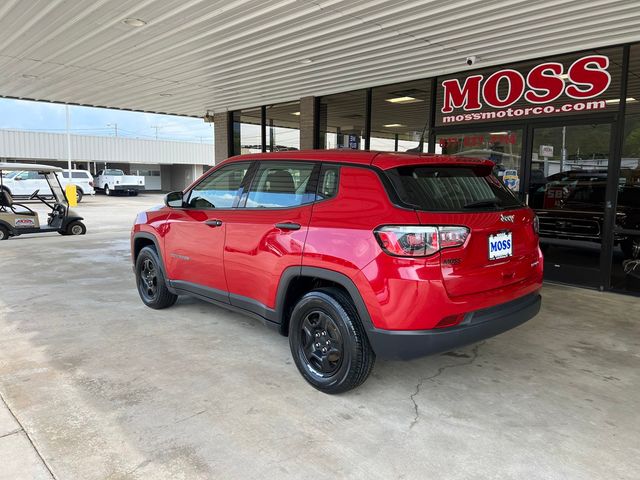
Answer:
151, 125, 161, 139
66, 105, 72, 175
107, 123, 118, 137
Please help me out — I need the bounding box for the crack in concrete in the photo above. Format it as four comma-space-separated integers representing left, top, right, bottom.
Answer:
409, 341, 485, 429
0, 428, 22, 439
0, 390, 57, 479
174, 409, 207, 424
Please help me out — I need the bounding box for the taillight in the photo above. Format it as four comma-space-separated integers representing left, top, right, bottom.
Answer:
532, 214, 540, 235
89, 181, 94, 187
374, 225, 469, 257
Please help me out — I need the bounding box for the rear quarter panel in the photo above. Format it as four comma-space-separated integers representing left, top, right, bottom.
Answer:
303, 165, 421, 327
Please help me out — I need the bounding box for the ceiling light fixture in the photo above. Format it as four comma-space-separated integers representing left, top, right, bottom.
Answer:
291, 111, 301, 116
385, 96, 422, 104
489, 131, 509, 135
159, 93, 173, 97
383, 123, 405, 128
123, 18, 147, 27
21, 74, 38, 79
296, 58, 313, 64
605, 97, 636, 104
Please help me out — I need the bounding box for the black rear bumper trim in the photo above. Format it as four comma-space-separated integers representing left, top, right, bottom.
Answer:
367, 293, 541, 360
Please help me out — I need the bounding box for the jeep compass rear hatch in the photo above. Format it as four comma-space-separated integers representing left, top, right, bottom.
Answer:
383, 162, 539, 297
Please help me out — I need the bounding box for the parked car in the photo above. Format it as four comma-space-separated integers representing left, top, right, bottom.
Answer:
531, 169, 640, 259
94, 169, 144, 196
131, 151, 543, 393
57, 170, 95, 202
0, 168, 93, 203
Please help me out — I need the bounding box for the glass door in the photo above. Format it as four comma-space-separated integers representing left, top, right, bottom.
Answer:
526, 123, 612, 288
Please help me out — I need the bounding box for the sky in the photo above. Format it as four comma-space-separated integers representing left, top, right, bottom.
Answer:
0, 98, 214, 144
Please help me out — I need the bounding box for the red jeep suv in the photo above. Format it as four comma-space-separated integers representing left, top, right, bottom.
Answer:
132, 151, 542, 393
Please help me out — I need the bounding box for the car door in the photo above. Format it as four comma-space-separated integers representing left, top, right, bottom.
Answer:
223, 161, 319, 314
11, 171, 32, 195
162, 161, 253, 302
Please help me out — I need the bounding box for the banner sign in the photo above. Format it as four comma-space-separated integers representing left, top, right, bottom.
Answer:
438, 55, 613, 125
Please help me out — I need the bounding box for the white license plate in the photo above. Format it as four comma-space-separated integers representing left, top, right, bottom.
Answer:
488, 232, 512, 260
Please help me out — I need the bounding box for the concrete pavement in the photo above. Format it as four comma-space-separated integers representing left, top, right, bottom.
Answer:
0, 194, 639, 479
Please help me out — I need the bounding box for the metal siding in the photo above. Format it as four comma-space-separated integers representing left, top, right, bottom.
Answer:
0, 0, 638, 116
0, 130, 212, 165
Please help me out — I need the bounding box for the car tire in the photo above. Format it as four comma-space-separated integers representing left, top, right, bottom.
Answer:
76, 189, 83, 203
621, 238, 640, 259
0, 225, 9, 240
104, 185, 110, 196
135, 246, 177, 309
289, 287, 375, 394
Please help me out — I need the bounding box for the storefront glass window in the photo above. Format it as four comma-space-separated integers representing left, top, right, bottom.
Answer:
232, 108, 262, 155
319, 90, 366, 150
435, 130, 523, 194
611, 44, 640, 294
370, 80, 431, 152
265, 101, 300, 151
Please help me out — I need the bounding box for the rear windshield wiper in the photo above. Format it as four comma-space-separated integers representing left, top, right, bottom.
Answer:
463, 198, 503, 209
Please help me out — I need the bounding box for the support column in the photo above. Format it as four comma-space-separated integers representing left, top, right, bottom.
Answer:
300, 96, 317, 150
213, 112, 233, 163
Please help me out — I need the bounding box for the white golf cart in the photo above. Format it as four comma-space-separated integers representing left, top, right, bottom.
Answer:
0, 163, 86, 240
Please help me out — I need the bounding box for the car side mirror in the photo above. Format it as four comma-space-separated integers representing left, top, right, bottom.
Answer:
165, 191, 184, 208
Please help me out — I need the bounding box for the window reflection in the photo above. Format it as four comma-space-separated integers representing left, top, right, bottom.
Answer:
436, 131, 522, 193
370, 80, 431, 152
266, 102, 300, 151
319, 90, 366, 150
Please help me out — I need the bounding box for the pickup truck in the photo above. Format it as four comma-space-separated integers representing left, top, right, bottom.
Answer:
94, 169, 145, 196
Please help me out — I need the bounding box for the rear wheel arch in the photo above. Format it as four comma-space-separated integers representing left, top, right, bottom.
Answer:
276, 266, 374, 337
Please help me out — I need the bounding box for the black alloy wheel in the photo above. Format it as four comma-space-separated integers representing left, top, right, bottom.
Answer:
289, 287, 375, 394
300, 310, 344, 376
135, 246, 177, 309
140, 257, 158, 302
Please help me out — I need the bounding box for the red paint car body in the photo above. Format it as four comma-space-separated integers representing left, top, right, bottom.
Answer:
132, 150, 542, 390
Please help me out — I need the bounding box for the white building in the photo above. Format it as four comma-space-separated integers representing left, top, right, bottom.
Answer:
0, 129, 213, 191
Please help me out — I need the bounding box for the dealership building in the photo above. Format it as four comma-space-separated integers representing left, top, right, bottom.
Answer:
0, 1, 639, 295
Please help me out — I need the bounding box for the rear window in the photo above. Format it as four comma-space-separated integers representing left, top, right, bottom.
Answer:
386, 166, 522, 211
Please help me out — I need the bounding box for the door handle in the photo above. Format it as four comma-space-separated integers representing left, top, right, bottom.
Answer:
205, 219, 223, 227
275, 222, 301, 231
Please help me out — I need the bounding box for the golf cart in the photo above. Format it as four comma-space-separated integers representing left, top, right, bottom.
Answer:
0, 163, 86, 240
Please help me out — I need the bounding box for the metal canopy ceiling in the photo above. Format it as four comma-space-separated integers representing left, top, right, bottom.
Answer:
0, 0, 639, 118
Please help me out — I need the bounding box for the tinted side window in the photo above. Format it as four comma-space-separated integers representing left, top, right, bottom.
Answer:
246, 162, 316, 208
187, 162, 250, 209
72, 172, 89, 179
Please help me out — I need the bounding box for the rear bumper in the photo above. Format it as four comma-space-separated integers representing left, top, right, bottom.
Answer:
114, 185, 144, 191
367, 292, 541, 360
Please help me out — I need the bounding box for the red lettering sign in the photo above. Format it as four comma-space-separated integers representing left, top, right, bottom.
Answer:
482, 70, 525, 108
441, 75, 483, 113
441, 55, 611, 115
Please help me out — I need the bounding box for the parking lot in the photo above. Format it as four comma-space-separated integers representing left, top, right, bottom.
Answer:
0, 194, 638, 479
